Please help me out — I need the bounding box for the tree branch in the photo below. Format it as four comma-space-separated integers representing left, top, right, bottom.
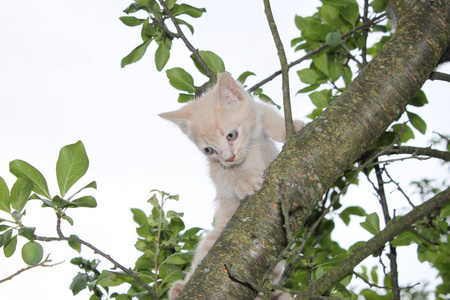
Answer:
262, 0, 294, 138
364, 145, 450, 162
35, 234, 159, 299
302, 187, 450, 299
157, 0, 215, 82
247, 13, 387, 93
0, 254, 63, 284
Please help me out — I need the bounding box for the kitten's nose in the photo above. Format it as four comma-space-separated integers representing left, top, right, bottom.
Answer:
225, 155, 235, 162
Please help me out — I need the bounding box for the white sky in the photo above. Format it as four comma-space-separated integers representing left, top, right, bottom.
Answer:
1, 0, 449, 299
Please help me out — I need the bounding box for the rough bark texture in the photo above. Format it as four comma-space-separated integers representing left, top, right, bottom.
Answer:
178, 1, 450, 299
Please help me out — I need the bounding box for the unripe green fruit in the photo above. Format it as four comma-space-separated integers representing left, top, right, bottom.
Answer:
21, 241, 43, 265
326, 32, 341, 47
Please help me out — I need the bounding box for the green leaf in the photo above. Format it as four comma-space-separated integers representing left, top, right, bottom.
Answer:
177, 93, 195, 103
52, 195, 77, 208
370, 266, 379, 285
297, 68, 322, 85
0, 176, 10, 213
155, 40, 171, 71
9, 160, 50, 199
56, 141, 89, 197
166, 68, 196, 93
391, 230, 421, 247
123, 3, 144, 14
159, 263, 183, 282
339, 206, 366, 225
360, 213, 380, 235
121, 38, 152, 68
322, 0, 358, 7
409, 90, 428, 107
119, 16, 146, 27
72, 196, 97, 208
330, 60, 344, 82
69, 235, 81, 253
164, 253, 191, 265
339, 4, 360, 25
68, 181, 97, 201
171, 4, 206, 18
131, 208, 147, 226
392, 124, 415, 144
313, 53, 329, 77
70, 273, 88, 295
297, 84, 321, 94
320, 5, 340, 24
190, 50, 225, 75
309, 90, 332, 109
407, 111, 427, 134
177, 18, 195, 35
10, 177, 33, 212
18, 226, 36, 241
0, 229, 13, 248
165, 0, 176, 10
370, 0, 389, 13
170, 217, 185, 236
4, 235, 17, 257
97, 270, 132, 287
237, 71, 256, 84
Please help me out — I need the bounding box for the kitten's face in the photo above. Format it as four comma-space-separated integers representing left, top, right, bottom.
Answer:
159, 73, 258, 168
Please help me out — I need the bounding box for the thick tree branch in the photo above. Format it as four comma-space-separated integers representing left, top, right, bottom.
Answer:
302, 187, 450, 299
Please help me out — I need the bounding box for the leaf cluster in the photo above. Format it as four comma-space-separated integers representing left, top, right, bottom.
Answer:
0, 141, 96, 265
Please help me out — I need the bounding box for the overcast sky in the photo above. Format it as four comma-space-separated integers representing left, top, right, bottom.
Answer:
1, 0, 449, 299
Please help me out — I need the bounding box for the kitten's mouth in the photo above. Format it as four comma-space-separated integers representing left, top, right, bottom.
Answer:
219, 155, 245, 168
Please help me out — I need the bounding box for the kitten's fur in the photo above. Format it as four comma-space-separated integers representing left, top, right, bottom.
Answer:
160, 73, 303, 299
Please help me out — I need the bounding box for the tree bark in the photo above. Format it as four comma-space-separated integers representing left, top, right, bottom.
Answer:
178, 0, 450, 299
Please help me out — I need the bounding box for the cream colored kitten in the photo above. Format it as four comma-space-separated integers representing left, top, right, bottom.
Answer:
160, 73, 303, 299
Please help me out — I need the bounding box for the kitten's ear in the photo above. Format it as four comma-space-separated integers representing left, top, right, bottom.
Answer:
159, 109, 191, 134
217, 73, 246, 108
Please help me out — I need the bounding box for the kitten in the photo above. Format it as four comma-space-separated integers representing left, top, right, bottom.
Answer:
159, 73, 303, 299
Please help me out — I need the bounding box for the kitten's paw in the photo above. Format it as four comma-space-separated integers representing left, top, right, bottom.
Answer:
169, 280, 185, 300
294, 120, 305, 132
236, 170, 264, 199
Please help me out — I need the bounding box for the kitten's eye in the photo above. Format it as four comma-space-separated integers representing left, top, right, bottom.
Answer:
226, 129, 238, 140
203, 147, 215, 154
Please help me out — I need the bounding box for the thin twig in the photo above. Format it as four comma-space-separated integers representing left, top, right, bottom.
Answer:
0, 254, 64, 284
262, 0, 294, 138
248, 13, 387, 92
353, 271, 420, 291
35, 234, 159, 299
157, 0, 215, 80
373, 163, 400, 300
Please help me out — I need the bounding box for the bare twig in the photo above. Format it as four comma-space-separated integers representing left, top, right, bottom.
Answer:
262, 0, 294, 138
373, 163, 400, 300
248, 13, 387, 92
0, 254, 64, 284
353, 271, 420, 291
429, 71, 450, 82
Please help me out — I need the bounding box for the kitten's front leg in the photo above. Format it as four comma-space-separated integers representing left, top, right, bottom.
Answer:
235, 169, 264, 199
